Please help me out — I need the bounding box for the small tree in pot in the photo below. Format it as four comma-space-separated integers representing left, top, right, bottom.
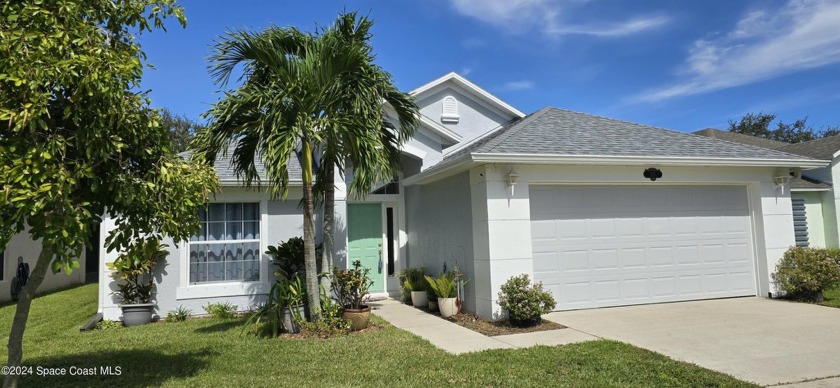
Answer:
331, 260, 373, 330
497, 274, 556, 327
106, 238, 169, 326
401, 266, 428, 308
425, 271, 468, 318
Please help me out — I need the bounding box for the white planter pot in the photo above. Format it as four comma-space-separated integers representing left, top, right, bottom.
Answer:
410, 291, 428, 308
438, 297, 458, 317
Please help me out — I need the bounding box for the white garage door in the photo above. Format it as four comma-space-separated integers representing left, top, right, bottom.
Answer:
530, 185, 757, 311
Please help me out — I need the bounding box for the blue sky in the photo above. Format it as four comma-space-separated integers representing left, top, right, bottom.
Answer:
138, 0, 840, 133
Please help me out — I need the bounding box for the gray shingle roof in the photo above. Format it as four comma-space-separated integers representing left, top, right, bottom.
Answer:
776, 135, 840, 160
183, 142, 302, 185
445, 107, 819, 162
693, 128, 789, 150
791, 176, 831, 190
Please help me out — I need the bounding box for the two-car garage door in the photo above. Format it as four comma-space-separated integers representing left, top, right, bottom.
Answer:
530, 185, 757, 311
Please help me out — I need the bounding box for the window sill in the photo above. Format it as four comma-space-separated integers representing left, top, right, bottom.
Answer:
176, 281, 270, 300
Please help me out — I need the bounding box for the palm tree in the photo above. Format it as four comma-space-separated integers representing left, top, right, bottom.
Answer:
193, 12, 418, 320
314, 14, 419, 276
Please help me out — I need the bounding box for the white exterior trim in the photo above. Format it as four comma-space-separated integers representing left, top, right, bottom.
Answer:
791, 187, 832, 192
419, 115, 462, 144
410, 72, 526, 118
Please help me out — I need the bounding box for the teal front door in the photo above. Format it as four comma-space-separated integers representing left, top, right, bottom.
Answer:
347, 204, 384, 292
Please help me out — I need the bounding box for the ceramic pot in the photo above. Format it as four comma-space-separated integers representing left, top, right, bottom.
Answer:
428, 299, 439, 312
342, 306, 372, 331
282, 305, 305, 333
121, 303, 155, 327
438, 297, 458, 318
410, 291, 428, 308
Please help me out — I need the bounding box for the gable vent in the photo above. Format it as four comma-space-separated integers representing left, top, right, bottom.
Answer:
441, 96, 459, 124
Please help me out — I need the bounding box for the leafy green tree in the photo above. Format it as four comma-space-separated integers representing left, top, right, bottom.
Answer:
314, 13, 419, 276
0, 1, 218, 385
161, 108, 203, 153
194, 12, 417, 320
728, 112, 840, 143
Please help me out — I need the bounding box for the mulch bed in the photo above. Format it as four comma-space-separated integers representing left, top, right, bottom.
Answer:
417, 305, 565, 336
279, 322, 385, 340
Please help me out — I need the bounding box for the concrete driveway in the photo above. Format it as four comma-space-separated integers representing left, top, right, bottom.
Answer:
545, 297, 840, 387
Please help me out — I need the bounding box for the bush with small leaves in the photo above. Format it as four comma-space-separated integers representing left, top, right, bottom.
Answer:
773, 247, 840, 301
95, 320, 123, 331
204, 302, 238, 319
497, 274, 556, 325
166, 306, 192, 322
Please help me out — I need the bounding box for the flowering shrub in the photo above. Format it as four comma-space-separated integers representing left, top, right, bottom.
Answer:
331, 260, 373, 310
497, 274, 556, 323
773, 247, 840, 301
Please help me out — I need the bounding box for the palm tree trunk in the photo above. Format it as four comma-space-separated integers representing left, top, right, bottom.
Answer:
321, 160, 335, 279
4, 245, 54, 388
301, 140, 321, 320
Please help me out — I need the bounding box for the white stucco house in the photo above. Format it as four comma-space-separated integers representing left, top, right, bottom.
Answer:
98, 73, 828, 321
696, 129, 840, 250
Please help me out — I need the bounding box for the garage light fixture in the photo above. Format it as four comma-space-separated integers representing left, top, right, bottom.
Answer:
643, 168, 663, 181
507, 170, 519, 196
774, 176, 790, 193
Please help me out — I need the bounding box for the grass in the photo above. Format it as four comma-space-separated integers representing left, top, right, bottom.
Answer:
0, 284, 755, 387
820, 285, 840, 308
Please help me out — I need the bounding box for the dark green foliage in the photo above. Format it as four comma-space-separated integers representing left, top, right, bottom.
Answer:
160, 108, 203, 153
331, 260, 373, 309
204, 302, 238, 319
399, 266, 426, 292
106, 238, 168, 304
497, 274, 557, 322
728, 112, 840, 143
244, 277, 307, 337
773, 247, 840, 301
266, 237, 306, 280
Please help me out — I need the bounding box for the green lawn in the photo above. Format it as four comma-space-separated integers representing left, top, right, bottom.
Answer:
0, 284, 754, 387
820, 285, 840, 308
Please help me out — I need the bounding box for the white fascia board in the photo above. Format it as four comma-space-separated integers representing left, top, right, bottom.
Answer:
471, 153, 831, 169
791, 187, 832, 192
402, 154, 473, 186
419, 115, 462, 144
218, 180, 302, 187
409, 72, 526, 119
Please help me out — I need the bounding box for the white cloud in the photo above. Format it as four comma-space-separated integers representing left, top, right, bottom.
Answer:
503, 80, 535, 91
460, 66, 474, 76
635, 0, 840, 102
449, 0, 668, 38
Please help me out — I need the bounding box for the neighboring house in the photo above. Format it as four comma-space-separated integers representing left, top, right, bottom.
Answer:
0, 231, 90, 303
99, 73, 827, 321
695, 129, 838, 249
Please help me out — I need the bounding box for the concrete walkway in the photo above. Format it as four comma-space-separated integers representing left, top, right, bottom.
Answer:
545, 297, 840, 387
369, 299, 594, 355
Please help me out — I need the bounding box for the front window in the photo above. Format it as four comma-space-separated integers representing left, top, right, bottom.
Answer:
189, 203, 260, 284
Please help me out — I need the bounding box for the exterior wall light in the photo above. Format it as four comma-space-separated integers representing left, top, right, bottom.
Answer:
507, 171, 519, 196
643, 168, 663, 181
774, 176, 790, 193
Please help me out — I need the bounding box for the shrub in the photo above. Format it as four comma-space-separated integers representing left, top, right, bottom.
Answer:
426, 269, 468, 299
497, 274, 556, 324
331, 260, 373, 310
300, 284, 351, 337
166, 306, 192, 322
204, 302, 238, 319
95, 320, 123, 330
773, 247, 840, 301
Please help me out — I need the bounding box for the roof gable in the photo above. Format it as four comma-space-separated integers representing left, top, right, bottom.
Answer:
410, 72, 525, 119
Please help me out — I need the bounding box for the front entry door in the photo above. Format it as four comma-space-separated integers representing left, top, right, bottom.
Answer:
348, 204, 384, 293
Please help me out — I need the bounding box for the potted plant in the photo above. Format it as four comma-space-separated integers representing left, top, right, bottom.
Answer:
331, 260, 373, 331
402, 266, 428, 308
279, 276, 306, 333
426, 270, 468, 318
426, 287, 438, 312
106, 238, 168, 327
497, 274, 556, 327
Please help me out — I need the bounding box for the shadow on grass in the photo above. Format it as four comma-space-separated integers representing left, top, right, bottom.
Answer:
193, 319, 242, 334
22, 349, 217, 388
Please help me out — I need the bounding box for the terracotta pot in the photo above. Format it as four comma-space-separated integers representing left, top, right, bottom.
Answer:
410, 291, 428, 308
438, 297, 458, 318
342, 306, 372, 331
120, 303, 155, 327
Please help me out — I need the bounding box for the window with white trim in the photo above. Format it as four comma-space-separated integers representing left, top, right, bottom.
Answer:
189, 203, 260, 284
